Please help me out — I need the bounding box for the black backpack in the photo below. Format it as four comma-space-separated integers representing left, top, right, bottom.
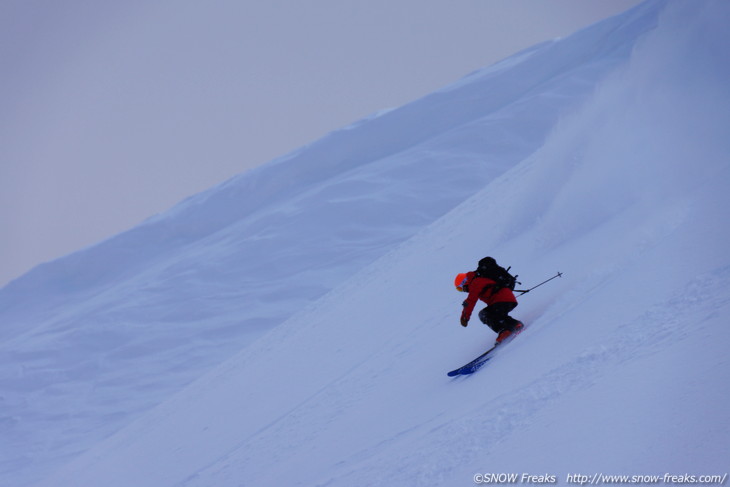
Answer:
476, 257, 518, 291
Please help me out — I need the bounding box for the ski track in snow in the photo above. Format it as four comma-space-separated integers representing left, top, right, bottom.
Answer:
334, 268, 730, 487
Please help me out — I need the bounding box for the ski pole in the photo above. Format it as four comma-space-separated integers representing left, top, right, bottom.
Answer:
515, 272, 562, 296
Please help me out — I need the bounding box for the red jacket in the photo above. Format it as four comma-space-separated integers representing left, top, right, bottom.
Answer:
460, 271, 517, 322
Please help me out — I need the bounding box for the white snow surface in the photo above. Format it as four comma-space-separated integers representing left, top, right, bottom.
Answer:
2, 1, 730, 486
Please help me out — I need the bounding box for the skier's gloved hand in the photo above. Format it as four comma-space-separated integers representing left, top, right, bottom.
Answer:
460, 316, 469, 327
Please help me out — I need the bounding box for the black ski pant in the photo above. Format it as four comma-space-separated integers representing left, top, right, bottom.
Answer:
478, 302, 519, 333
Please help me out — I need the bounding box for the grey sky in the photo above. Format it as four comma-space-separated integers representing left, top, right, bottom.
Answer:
0, 0, 642, 287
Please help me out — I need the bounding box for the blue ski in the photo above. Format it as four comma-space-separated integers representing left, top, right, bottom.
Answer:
447, 343, 500, 376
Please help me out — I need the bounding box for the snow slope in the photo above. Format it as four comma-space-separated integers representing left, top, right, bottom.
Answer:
34, 1, 730, 484
4, 0, 730, 485
0, 3, 666, 486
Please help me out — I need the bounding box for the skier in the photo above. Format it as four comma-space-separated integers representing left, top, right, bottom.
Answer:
455, 257, 524, 344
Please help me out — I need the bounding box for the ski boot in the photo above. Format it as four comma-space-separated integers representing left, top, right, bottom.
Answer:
495, 321, 524, 344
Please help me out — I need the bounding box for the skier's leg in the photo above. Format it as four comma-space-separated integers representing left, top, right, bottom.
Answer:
480, 302, 523, 343
479, 302, 516, 331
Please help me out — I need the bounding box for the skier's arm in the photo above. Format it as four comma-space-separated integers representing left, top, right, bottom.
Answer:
460, 280, 486, 325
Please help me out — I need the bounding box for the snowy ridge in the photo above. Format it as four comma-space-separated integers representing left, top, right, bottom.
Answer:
28, 0, 730, 486
4, 0, 730, 485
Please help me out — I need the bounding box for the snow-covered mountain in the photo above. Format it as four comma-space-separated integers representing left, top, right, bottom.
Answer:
2, 1, 729, 486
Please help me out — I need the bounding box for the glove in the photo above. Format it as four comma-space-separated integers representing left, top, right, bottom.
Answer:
460, 316, 469, 327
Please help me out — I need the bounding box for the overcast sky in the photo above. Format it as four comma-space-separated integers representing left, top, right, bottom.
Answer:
0, 0, 643, 287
